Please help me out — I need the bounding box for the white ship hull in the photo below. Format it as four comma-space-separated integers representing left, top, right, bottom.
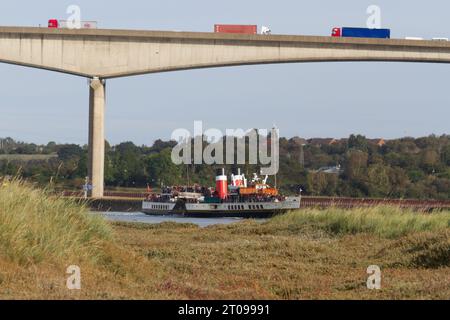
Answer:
142, 197, 301, 218
142, 201, 177, 215
183, 196, 301, 218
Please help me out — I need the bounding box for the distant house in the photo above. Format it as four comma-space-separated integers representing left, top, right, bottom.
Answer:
369, 138, 386, 147
329, 138, 338, 145
377, 139, 386, 147
316, 164, 343, 175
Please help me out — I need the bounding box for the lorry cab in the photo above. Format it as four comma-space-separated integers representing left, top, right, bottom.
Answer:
332, 27, 342, 37
332, 27, 390, 39
48, 19, 59, 28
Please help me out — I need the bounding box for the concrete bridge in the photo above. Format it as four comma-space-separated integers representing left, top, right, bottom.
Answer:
2, 26, 450, 197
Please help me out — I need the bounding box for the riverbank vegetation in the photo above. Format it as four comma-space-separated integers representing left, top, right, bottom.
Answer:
0, 182, 449, 299
1, 134, 450, 199
0, 179, 112, 265
269, 206, 450, 238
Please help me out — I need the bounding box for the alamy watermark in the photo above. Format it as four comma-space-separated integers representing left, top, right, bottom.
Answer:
367, 265, 382, 290
171, 121, 280, 175
66, 5, 82, 29
367, 5, 382, 29
66, 265, 81, 290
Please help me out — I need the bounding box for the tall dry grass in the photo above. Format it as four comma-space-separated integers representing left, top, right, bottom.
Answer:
269, 206, 450, 238
0, 179, 113, 266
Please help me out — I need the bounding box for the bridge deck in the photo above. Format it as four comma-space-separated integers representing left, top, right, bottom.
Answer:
1, 26, 449, 49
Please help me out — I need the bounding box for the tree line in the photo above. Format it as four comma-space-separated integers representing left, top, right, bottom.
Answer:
0, 134, 449, 199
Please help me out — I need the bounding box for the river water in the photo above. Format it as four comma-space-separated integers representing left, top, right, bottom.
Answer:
94, 212, 247, 228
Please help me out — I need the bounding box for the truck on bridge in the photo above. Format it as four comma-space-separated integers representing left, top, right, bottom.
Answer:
48, 19, 98, 29
214, 24, 271, 35
332, 27, 391, 39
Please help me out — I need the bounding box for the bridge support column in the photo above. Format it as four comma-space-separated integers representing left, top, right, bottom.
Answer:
88, 77, 106, 198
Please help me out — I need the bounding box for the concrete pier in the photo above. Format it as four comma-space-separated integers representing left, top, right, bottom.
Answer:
88, 78, 106, 198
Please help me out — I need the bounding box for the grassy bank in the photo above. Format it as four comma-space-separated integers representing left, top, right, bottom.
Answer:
0, 179, 112, 266
268, 207, 450, 238
0, 181, 449, 299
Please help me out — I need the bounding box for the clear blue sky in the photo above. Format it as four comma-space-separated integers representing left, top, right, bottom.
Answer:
0, 0, 449, 145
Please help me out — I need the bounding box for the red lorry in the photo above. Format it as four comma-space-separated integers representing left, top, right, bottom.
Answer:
214, 24, 257, 34
48, 19, 98, 29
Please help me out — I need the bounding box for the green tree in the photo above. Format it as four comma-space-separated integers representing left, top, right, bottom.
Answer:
367, 164, 390, 197
420, 149, 440, 174
146, 149, 183, 187
112, 142, 146, 187
307, 172, 338, 196
348, 134, 368, 152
